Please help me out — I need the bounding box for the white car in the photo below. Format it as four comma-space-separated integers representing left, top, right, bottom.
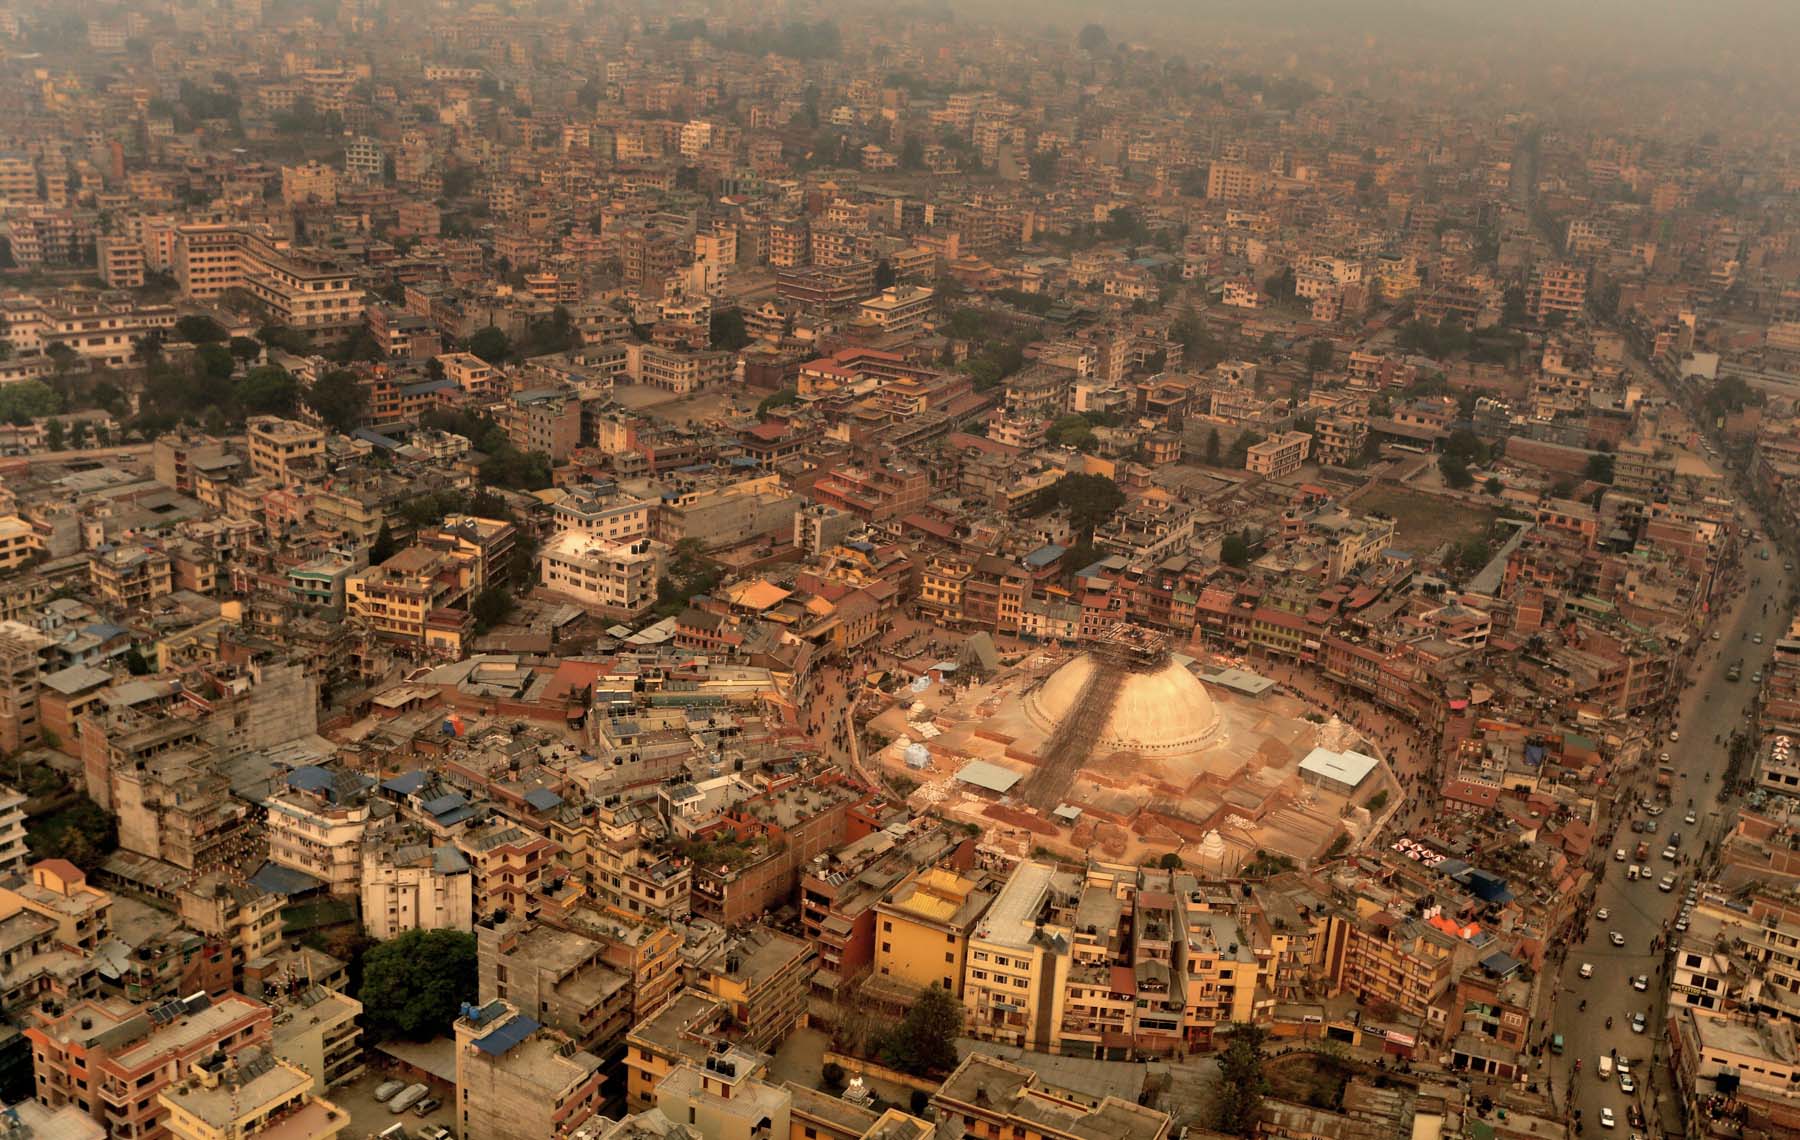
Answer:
1599, 1107, 1616, 1129
1632, 1012, 1647, 1033
1580, 962, 1594, 978
1685, 811, 1697, 824
1660, 874, 1676, 891
1611, 931, 1626, 946
1615, 847, 1627, 861
1597, 907, 1610, 920
1620, 1073, 1636, 1094
1675, 915, 1690, 933
1659, 752, 1670, 763
1633, 974, 1648, 991
1663, 847, 1679, 861
1669, 730, 1680, 742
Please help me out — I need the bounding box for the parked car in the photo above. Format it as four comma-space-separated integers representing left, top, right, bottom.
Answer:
1599, 1107, 1616, 1129
390, 1084, 430, 1115
415, 1097, 443, 1117
1632, 975, 1648, 991
1620, 1073, 1636, 1094
1580, 962, 1594, 978
374, 1080, 406, 1103
1597, 907, 1610, 920
1631, 1012, 1647, 1033
1685, 811, 1697, 824
1611, 931, 1627, 946
1659, 874, 1676, 891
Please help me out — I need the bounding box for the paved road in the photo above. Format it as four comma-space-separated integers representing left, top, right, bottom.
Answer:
1548, 536, 1790, 1135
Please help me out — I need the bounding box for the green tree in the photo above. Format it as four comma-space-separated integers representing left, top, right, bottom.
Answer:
1211, 1023, 1270, 1136
229, 335, 262, 362
879, 984, 962, 1076
1438, 452, 1474, 489
758, 388, 799, 416
45, 418, 63, 450
709, 309, 749, 351
305, 369, 367, 433
1077, 23, 1109, 52
239, 365, 299, 415
25, 795, 118, 872
1221, 531, 1251, 567
0, 379, 60, 424
257, 323, 311, 355
467, 326, 511, 364
370, 521, 398, 565
124, 646, 153, 675
69, 420, 88, 448
175, 314, 227, 343
195, 343, 235, 380
1158, 852, 1184, 870
1585, 452, 1615, 484
874, 259, 896, 290
357, 929, 478, 1041
1306, 339, 1334, 374
1226, 430, 1265, 468
1204, 427, 1222, 466
1484, 476, 1503, 496
470, 586, 515, 632
1048, 413, 1098, 452
1030, 473, 1125, 537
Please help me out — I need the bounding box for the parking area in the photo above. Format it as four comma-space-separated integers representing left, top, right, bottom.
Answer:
330, 1067, 455, 1137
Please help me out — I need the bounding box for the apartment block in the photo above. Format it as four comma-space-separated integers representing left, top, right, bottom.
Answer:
539, 533, 663, 618
0, 860, 112, 953
158, 1047, 343, 1140
246, 417, 325, 483
87, 546, 174, 610
359, 830, 474, 940
931, 1054, 1172, 1140
476, 917, 633, 1058
27, 992, 273, 1140
0, 784, 26, 877
872, 865, 993, 997
454, 1000, 607, 1140
1244, 431, 1312, 478
171, 225, 360, 342
692, 928, 815, 1054
268, 985, 364, 1092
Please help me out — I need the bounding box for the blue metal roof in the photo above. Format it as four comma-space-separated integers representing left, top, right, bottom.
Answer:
352, 428, 402, 450
382, 771, 430, 795
422, 792, 467, 817
523, 787, 563, 811
1023, 544, 1066, 568
287, 766, 337, 793
473, 1014, 541, 1056
434, 805, 477, 828
250, 861, 325, 897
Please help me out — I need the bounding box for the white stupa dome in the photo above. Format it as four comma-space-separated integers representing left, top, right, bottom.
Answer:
1023, 653, 1223, 755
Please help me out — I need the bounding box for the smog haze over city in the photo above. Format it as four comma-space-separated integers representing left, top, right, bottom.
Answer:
0, 3, 1797, 1140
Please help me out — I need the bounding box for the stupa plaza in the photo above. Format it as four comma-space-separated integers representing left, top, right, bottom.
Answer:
867, 627, 1399, 872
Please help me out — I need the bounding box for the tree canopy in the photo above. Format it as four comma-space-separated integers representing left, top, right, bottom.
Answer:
467, 326, 511, 365
357, 929, 478, 1041
878, 984, 962, 1076
1029, 473, 1125, 536
1211, 1023, 1270, 1136
0, 380, 60, 424
305, 369, 367, 433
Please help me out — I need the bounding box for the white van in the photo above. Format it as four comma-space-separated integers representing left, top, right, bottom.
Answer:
390, 1084, 429, 1115
1597, 1055, 1613, 1080
1627, 864, 1640, 880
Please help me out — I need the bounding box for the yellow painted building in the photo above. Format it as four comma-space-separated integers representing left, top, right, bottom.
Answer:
872, 865, 993, 996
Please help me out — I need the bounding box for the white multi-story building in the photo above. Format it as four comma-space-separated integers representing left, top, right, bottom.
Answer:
344, 136, 384, 182
539, 533, 664, 617
172, 224, 361, 341
362, 840, 475, 940
0, 784, 27, 877
0, 292, 177, 367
